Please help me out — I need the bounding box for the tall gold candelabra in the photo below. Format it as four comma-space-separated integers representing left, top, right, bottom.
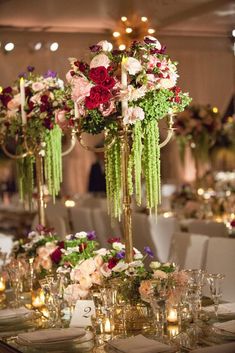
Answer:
0, 128, 77, 227
77, 114, 175, 262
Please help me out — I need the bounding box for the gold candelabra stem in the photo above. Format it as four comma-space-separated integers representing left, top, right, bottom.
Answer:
62, 129, 77, 157
119, 125, 133, 263
159, 114, 175, 149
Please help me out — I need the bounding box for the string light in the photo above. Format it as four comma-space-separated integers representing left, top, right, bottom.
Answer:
34, 42, 42, 51
121, 16, 127, 22
4, 42, 15, 52
113, 31, 120, 38
49, 42, 59, 52
141, 16, 148, 22
148, 28, 155, 34
126, 27, 133, 33
0, 87, 2, 93
119, 44, 126, 50
212, 107, 218, 113
232, 29, 235, 37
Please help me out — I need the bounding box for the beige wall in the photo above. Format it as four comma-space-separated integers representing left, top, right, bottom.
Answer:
0, 31, 234, 193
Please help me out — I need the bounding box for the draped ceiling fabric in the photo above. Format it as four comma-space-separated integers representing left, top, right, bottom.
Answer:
0, 0, 234, 194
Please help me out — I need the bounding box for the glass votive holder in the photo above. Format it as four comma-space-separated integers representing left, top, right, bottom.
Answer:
167, 307, 178, 324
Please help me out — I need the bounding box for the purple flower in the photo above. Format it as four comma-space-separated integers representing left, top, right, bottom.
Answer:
89, 44, 102, 52
18, 72, 27, 78
87, 231, 96, 240
116, 251, 125, 259
44, 70, 57, 78
144, 246, 154, 258
27, 65, 35, 72
144, 37, 157, 44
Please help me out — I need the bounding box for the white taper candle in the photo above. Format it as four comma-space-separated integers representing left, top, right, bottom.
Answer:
20, 77, 27, 125
121, 57, 128, 118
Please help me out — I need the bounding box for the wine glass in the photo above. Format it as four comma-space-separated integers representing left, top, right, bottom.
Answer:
6, 259, 25, 308
207, 273, 225, 319
150, 279, 169, 340
185, 269, 205, 320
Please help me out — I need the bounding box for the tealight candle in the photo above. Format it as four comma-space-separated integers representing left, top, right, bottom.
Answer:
167, 324, 179, 338
167, 308, 178, 323
32, 289, 45, 309
0, 277, 6, 292
103, 317, 114, 334
20, 77, 27, 125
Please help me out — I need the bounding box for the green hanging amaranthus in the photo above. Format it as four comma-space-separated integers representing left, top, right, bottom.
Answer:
44, 125, 63, 202
105, 137, 122, 220
17, 154, 34, 209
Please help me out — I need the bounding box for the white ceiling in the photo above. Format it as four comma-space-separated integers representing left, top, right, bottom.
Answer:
0, 0, 234, 37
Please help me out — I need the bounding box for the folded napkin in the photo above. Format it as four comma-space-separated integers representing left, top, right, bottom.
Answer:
107, 334, 174, 353
0, 307, 29, 319
204, 303, 235, 315
18, 328, 86, 344
191, 342, 235, 353
213, 320, 235, 334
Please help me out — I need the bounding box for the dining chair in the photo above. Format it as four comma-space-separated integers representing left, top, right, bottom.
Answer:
92, 209, 122, 247
169, 232, 209, 269
205, 237, 235, 302
186, 219, 228, 238
70, 207, 94, 234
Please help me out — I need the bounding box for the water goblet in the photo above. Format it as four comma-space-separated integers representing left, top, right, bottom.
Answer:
207, 273, 225, 319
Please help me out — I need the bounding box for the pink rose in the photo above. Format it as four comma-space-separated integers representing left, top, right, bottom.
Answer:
7, 94, 21, 111
90, 53, 110, 69
40, 258, 53, 270
91, 270, 102, 285
78, 258, 96, 275
55, 110, 68, 130
66, 70, 75, 83
123, 106, 145, 125
153, 270, 168, 279
79, 275, 93, 290
139, 280, 153, 301
32, 82, 45, 92
99, 101, 116, 117
159, 76, 176, 89
100, 263, 112, 278
71, 76, 93, 103
70, 268, 82, 282
94, 255, 104, 268
123, 57, 142, 75
64, 283, 89, 303
37, 243, 56, 259
30, 93, 42, 104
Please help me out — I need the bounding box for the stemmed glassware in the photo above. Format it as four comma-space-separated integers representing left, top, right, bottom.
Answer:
185, 269, 205, 321
150, 279, 169, 340
207, 273, 225, 319
6, 259, 26, 308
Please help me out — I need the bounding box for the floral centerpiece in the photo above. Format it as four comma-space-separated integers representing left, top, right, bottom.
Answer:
0, 66, 75, 205
174, 104, 221, 165
65, 36, 191, 218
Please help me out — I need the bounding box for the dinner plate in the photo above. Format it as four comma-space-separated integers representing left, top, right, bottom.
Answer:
16, 331, 94, 348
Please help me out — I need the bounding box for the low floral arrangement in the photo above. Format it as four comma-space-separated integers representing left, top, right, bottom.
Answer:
65, 37, 191, 218
174, 104, 221, 163
0, 66, 74, 205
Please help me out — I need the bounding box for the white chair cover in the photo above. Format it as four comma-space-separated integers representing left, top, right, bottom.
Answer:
132, 213, 156, 256
205, 238, 235, 302
186, 220, 228, 237
149, 215, 178, 262
70, 207, 94, 233
0, 233, 13, 264
169, 232, 209, 269
45, 201, 70, 238
92, 209, 122, 248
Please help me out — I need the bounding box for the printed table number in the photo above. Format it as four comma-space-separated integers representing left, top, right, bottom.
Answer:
70, 300, 96, 327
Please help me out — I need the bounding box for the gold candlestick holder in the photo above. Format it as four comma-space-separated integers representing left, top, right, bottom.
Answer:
0, 127, 77, 227
77, 114, 175, 262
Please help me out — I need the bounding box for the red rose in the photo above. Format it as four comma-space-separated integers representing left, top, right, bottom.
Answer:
50, 247, 62, 264
102, 76, 115, 89
85, 96, 99, 110
108, 257, 118, 269
90, 85, 111, 104
89, 66, 108, 84
79, 243, 87, 252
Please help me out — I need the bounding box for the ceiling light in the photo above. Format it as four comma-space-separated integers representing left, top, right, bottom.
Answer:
0, 87, 2, 93
232, 29, 235, 37
148, 28, 155, 34
113, 31, 120, 38
119, 44, 126, 50
4, 42, 14, 52
141, 16, 148, 22
50, 42, 59, 52
121, 16, 127, 22
212, 107, 218, 113
34, 42, 42, 51
126, 27, 133, 34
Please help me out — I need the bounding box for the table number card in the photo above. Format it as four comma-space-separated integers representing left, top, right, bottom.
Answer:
70, 300, 96, 327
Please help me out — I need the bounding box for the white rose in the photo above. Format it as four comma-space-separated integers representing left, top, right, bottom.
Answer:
153, 270, 168, 279
90, 53, 110, 69
150, 261, 161, 269
112, 262, 128, 273
32, 82, 45, 92
112, 242, 125, 251
128, 260, 143, 268
75, 231, 87, 239
97, 40, 113, 52
94, 248, 109, 256
134, 252, 144, 260
123, 57, 142, 75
